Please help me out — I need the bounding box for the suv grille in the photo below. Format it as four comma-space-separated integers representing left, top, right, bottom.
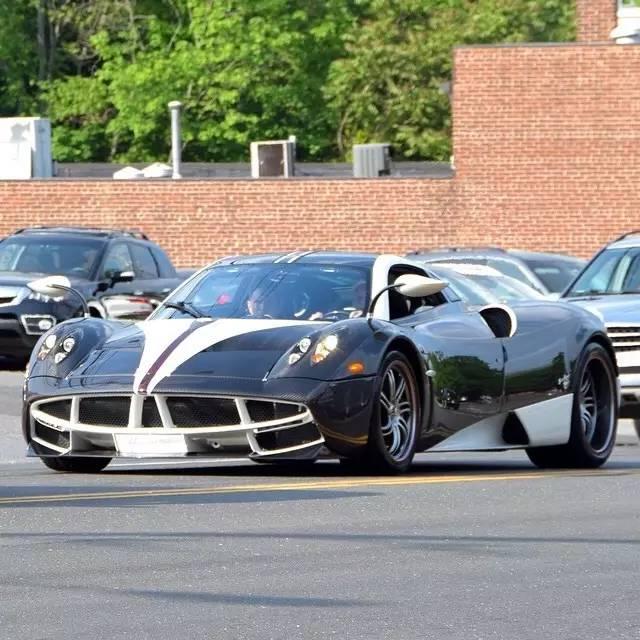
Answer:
606, 326, 640, 352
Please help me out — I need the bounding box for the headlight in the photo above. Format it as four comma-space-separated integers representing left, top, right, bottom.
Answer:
37, 332, 77, 363
310, 334, 339, 365
287, 336, 313, 365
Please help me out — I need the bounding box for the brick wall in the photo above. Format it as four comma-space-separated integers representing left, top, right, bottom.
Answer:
2, 42, 640, 267
0, 179, 457, 267
452, 43, 640, 257
576, 0, 617, 41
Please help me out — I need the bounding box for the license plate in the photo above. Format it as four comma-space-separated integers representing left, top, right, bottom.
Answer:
115, 434, 188, 456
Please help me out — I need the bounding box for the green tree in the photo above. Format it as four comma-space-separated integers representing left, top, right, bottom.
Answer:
47, 0, 362, 162
325, 0, 575, 160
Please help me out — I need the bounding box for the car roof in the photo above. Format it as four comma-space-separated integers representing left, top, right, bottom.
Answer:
11, 226, 149, 240
216, 251, 378, 268
434, 262, 503, 277
507, 249, 586, 264
608, 237, 640, 250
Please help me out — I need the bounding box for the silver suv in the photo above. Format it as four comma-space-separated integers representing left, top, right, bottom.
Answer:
562, 232, 640, 434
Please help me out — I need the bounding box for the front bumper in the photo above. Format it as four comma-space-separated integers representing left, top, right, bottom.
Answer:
24, 375, 377, 460
0, 315, 46, 358
618, 372, 640, 419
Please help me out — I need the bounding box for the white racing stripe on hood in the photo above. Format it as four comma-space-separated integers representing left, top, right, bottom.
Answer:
140, 318, 316, 394
133, 319, 206, 393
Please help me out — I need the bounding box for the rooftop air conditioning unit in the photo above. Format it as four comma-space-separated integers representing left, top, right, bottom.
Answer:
0, 117, 52, 178
353, 143, 392, 178
250, 139, 295, 178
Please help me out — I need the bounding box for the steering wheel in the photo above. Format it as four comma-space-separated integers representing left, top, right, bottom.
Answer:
322, 309, 351, 321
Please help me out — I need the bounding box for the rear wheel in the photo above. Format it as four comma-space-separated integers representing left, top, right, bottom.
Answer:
526, 343, 617, 469
360, 351, 420, 474
39, 456, 111, 473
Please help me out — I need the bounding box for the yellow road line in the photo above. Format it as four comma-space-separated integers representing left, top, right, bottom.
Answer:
0, 469, 621, 506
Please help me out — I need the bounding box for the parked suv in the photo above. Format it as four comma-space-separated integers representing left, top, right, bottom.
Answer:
561, 231, 640, 435
0, 227, 183, 361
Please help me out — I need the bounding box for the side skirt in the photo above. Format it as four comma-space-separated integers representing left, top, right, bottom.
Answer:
428, 394, 573, 452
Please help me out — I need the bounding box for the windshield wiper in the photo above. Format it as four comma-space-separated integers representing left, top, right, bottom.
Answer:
163, 301, 205, 318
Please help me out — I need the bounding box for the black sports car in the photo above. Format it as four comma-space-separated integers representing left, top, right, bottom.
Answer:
0, 226, 183, 362
23, 251, 619, 474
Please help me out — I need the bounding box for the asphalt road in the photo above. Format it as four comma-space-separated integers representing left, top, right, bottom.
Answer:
1, 370, 640, 640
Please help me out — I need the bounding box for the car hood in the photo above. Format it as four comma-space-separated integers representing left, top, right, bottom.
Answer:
565, 294, 640, 325
0, 271, 88, 287
70, 318, 327, 393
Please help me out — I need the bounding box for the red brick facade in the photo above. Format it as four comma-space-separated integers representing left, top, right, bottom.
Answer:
2, 41, 639, 267
576, 0, 617, 41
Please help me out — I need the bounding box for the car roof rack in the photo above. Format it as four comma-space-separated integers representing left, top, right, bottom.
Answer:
611, 230, 640, 243
13, 226, 149, 240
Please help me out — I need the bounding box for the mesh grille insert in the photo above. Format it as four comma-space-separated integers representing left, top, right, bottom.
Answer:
246, 400, 301, 423
142, 398, 163, 428
167, 397, 240, 427
39, 400, 71, 421
34, 421, 70, 449
79, 398, 130, 427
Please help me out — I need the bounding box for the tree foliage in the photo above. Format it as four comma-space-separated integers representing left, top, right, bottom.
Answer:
0, 0, 575, 162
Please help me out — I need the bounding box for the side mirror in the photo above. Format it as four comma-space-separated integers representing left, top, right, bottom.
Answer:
367, 274, 448, 318
394, 274, 448, 297
28, 275, 89, 317
104, 270, 135, 285
27, 275, 72, 298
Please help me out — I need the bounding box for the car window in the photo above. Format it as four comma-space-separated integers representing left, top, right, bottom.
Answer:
0, 237, 103, 277
523, 260, 585, 293
101, 243, 133, 278
565, 249, 626, 296
156, 263, 370, 321
130, 244, 160, 279
151, 246, 176, 277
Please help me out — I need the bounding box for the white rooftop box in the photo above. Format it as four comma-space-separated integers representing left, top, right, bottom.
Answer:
0, 117, 53, 179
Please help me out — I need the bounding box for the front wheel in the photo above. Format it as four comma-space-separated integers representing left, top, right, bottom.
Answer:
40, 456, 111, 473
361, 351, 421, 474
526, 342, 618, 469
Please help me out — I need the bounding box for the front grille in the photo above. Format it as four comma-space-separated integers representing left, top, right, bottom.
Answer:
142, 398, 163, 428
34, 420, 70, 449
246, 400, 302, 423
79, 398, 130, 427
254, 422, 322, 452
167, 397, 240, 427
39, 400, 71, 421
42, 395, 308, 430
607, 326, 640, 352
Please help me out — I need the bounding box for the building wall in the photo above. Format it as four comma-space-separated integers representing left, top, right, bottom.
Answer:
576, 0, 617, 41
2, 41, 639, 267
452, 43, 640, 257
0, 179, 457, 267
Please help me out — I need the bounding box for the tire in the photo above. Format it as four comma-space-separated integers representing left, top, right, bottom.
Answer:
526, 342, 618, 469
39, 456, 111, 473
359, 350, 421, 474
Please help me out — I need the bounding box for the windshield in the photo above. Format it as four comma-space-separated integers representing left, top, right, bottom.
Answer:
429, 267, 497, 305
464, 273, 544, 301
565, 248, 640, 297
154, 263, 371, 321
521, 258, 585, 293
0, 237, 104, 277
